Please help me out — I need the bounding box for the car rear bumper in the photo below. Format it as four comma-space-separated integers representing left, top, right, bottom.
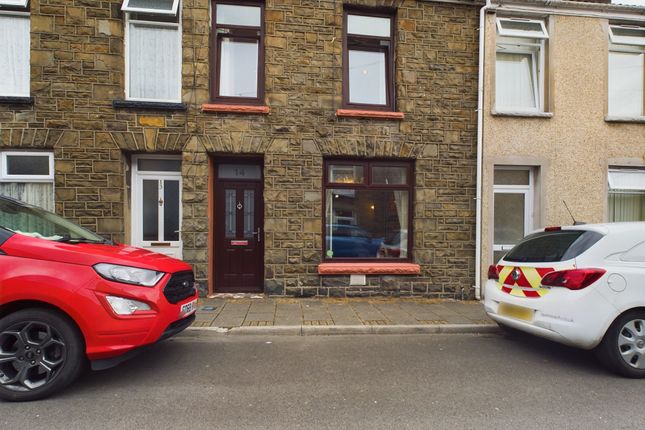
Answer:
484, 280, 617, 349
90, 313, 196, 370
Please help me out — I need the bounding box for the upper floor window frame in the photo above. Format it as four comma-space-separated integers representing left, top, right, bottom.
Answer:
342, 8, 396, 112
607, 24, 645, 118
211, 0, 265, 105
0, 0, 29, 8
122, 0, 180, 16
123, 2, 183, 103
495, 17, 549, 114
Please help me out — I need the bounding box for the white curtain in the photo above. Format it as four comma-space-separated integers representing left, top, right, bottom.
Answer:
0, 14, 30, 97
608, 51, 644, 117
0, 183, 54, 211
496, 51, 537, 110
0, 183, 55, 235
393, 191, 408, 258
129, 22, 181, 101
219, 38, 259, 98
348, 50, 387, 105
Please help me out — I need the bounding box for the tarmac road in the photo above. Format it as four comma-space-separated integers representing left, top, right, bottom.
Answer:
1, 331, 643, 430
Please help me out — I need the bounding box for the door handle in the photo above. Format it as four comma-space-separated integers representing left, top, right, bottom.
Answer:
252, 227, 262, 243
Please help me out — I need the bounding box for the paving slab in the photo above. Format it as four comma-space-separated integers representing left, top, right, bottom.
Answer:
193, 297, 495, 335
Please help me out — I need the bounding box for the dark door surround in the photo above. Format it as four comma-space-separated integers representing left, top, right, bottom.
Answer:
213, 159, 264, 293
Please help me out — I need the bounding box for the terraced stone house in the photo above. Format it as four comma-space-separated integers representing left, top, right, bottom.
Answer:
0, 0, 480, 297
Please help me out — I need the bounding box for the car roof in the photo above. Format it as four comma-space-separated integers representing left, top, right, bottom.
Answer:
559, 222, 645, 235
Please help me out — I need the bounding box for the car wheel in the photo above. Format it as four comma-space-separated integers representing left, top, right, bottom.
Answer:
595, 310, 645, 378
0, 308, 85, 401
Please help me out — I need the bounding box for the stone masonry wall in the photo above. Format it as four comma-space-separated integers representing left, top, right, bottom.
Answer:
0, 0, 479, 298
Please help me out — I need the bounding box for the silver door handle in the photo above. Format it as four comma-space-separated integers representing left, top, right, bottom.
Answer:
252, 228, 261, 243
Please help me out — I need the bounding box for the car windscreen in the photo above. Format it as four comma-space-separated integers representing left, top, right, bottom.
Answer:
0, 198, 105, 243
503, 230, 604, 263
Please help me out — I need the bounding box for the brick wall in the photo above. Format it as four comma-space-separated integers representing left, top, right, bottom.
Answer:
0, 0, 479, 298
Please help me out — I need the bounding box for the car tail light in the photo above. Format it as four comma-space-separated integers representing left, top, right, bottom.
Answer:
544, 226, 561, 232
540, 268, 606, 290
487, 265, 499, 280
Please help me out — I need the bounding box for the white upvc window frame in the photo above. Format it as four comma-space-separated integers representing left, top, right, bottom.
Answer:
121, 0, 180, 16
0, 0, 29, 8
496, 17, 549, 39
0, 151, 54, 183
492, 166, 534, 259
124, 10, 183, 103
495, 18, 548, 114
609, 25, 645, 47
607, 25, 645, 118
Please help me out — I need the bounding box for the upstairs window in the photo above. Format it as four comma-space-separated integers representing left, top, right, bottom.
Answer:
212, 1, 264, 104
123, 0, 182, 102
0, 1, 30, 97
343, 10, 395, 111
608, 25, 645, 118
608, 168, 645, 222
122, 0, 180, 15
495, 18, 548, 113
0, 152, 54, 211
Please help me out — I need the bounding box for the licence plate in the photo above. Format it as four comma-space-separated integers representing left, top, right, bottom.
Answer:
498, 303, 534, 322
180, 299, 197, 317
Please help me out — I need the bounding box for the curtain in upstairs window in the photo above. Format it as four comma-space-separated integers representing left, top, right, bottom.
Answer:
496, 52, 537, 110
128, 22, 181, 101
608, 51, 644, 117
0, 14, 30, 97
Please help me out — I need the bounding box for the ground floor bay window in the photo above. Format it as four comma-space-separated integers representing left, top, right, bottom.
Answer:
324, 160, 412, 260
608, 168, 645, 222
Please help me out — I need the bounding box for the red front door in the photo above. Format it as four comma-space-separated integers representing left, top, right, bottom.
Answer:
214, 172, 264, 293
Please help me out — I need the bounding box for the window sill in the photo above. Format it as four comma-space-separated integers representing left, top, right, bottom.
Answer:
605, 115, 645, 124
491, 109, 553, 119
336, 109, 405, 120
0, 96, 33, 105
201, 104, 270, 114
112, 100, 187, 111
318, 263, 421, 275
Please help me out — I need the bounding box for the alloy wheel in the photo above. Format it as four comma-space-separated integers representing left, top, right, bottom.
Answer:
617, 318, 645, 369
0, 321, 67, 392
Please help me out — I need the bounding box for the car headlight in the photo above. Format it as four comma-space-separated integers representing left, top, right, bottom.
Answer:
105, 295, 151, 315
94, 263, 164, 287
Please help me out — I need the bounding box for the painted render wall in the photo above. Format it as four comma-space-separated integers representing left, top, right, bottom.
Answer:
481, 12, 645, 286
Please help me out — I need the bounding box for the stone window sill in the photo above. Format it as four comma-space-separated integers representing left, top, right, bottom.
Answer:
491, 109, 553, 118
605, 115, 645, 124
490, 109, 553, 118
336, 109, 405, 120
0, 96, 33, 105
318, 263, 421, 275
112, 100, 187, 111
201, 104, 270, 114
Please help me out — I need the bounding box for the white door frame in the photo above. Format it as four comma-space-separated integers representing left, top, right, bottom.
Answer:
493, 167, 534, 257
131, 154, 183, 259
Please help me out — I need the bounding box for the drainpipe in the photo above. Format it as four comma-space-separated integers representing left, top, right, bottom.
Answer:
474, 0, 493, 300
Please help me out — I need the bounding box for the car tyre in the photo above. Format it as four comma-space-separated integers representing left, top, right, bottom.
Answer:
0, 308, 85, 401
595, 310, 645, 378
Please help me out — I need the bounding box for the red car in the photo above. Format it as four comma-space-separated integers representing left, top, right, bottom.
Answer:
0, 196, 198, 401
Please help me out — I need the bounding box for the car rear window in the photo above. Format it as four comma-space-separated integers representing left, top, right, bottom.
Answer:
504, 230, 604, 263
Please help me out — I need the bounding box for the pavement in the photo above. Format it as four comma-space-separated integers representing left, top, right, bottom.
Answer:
190, 295, 497, 335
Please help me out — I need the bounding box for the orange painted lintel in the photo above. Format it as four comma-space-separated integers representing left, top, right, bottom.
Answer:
318, 263, 421, 275
336, 109, 405, 120
201, 104, 270, 114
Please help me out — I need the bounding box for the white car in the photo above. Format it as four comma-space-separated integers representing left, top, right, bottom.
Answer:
484, 223, 645, 377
